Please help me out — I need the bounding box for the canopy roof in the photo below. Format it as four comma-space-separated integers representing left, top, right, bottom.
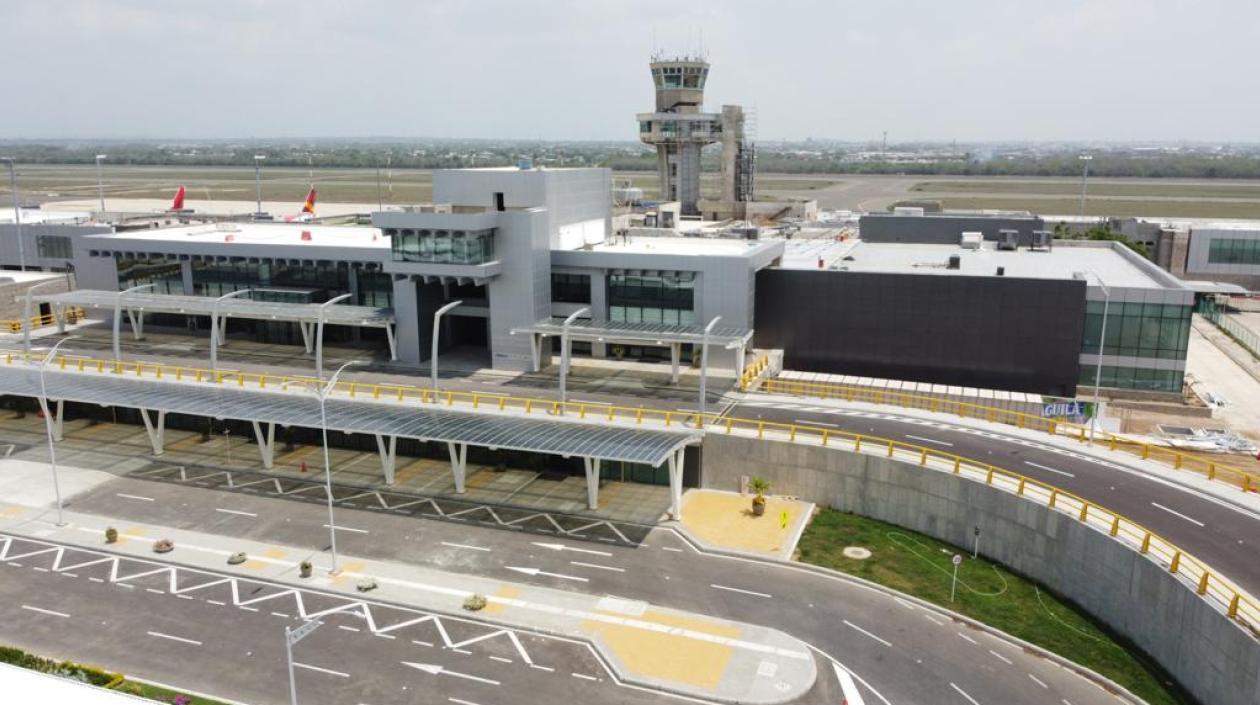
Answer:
37, 289, 394, 327
512, 318, 752, 348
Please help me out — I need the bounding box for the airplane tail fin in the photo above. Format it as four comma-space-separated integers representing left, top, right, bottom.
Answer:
170, 186, 186, 211
301, 188, 317, 215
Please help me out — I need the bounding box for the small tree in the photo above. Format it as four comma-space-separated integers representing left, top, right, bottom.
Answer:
748, 477, 771, 516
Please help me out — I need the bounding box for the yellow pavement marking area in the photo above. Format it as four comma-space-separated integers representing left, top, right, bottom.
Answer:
581, 609, 739, 688
329, 561, 366, 586
0, 504, 25, 518
263, 547, 288, 559
680, 490, 807, 557
481, 586, 520, 616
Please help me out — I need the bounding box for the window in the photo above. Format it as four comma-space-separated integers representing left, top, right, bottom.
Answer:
36, 235, 72, 259
1081, 301, 1190, 361
391, 228, 495, 264
1080, 365, 1183, 393
1207, 237, 1260, 265
552, 273, 591, 304
608, 272, 695, 326
116, 255, 183, 294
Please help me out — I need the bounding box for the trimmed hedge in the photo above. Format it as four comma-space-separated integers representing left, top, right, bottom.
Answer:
0, 644, 120, 687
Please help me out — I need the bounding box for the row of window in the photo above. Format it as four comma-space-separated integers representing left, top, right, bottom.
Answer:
388, 228, 495, 265
1080, 301, 1191, 360
551, 273, 591, 304
1079, 365, 1184, 393
608, 272, 696, 326
1207, 237, 1260, 265
36, 235, 72, 260
114, 257, 393, 308
652, 65, 708, 90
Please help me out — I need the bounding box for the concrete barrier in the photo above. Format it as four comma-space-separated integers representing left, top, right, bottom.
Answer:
700, 434, 1260, 705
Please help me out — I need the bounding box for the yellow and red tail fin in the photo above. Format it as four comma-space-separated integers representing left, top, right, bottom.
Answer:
301, 188, 317, 215
170, 186, 186, 211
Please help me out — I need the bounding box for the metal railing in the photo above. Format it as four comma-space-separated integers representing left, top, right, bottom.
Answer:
755, 377, 1260, 494
1203, 307, 1260, 361
739, 354, 771, 391
0, 307, 86, 334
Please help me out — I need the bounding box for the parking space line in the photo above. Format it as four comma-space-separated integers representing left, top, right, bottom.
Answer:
21, 605, 69, 618
147, 631, 202, 647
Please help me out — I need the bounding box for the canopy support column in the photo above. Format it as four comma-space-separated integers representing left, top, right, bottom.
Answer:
298, 322, 314, 354
375, 434, 398, 485
47, 400, 64, 442
670, 343, 681, 384
252, 421, 276, 469
126, 309, 145, 341
583, 457, 601, 510
447, 442, 468, 494
384, 324, 398, 361
54, 304, 67, 334
667, 448, 686, 521
138, 408, 167, 456
529, 334, 542, 373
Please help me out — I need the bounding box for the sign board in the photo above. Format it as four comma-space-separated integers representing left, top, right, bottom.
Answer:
1042, 400, 1084, 418
951, 554, 963, 567
287, 619, 322, 645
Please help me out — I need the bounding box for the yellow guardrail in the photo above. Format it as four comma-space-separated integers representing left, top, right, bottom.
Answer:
1, 307, 87, 334
738, 354, 770, 391
0, 347, 1257, 636
757, 377, 1260, 495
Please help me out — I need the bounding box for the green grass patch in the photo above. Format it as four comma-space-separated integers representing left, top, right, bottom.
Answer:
934, 196, 1260, 219
912, 180, 1260, 199
797, 509, 1192, 705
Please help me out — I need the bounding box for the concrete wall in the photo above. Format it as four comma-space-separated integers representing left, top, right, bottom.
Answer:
700, 434, 1260, 705
0, 223, 113, 271
860, 213, 1045, 246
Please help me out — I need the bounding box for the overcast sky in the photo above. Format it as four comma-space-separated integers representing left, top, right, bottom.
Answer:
3, 0, 1257, 143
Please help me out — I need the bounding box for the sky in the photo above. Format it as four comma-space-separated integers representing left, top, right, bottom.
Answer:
2, 0, 1258, 143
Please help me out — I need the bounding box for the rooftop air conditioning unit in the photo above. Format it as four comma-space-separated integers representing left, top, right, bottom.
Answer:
1031, 230, 1053, 251
960, 232, 983, 250
997, 229, 1019, 251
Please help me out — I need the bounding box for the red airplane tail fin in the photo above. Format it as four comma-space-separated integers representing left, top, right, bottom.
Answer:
170, 186, 186, 211
301, 188, 317, 215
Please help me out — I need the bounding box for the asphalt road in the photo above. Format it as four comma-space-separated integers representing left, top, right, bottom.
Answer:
735, 399, 1260, 595
60, 472, 1131, 705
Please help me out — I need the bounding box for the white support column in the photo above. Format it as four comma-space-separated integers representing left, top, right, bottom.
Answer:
735, 343, 746, 381
375, 434, 398, 484
51, 400, 64, 442
252, 421, 276, 469
53, 304, 66, 334
126, 309, 145, 341
384, 324, 398, 362
529, 334, 542, 373
670, 343, 681, 384
446, 442, 468, 494
218, 316, 229, 346
298, 322, 313, 354
138, 408, 167, 456
667, 448, 686, 520
582, 457, 601, 510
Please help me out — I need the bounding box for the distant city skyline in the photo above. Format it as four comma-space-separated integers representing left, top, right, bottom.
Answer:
2, 1, 1258, 143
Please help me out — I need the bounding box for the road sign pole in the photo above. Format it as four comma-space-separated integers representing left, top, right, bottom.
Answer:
285, 627, 298, 705
950, 554, 962, 602
973, 527, 980, 559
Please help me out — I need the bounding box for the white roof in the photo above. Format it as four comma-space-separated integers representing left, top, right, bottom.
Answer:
90, 222, 389, 249
0, 207, 94, 224
589, 235, 772, 257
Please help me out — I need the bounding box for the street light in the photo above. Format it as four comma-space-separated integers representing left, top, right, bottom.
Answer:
210, 288, 255, 371
697, 316, 722, 428
36, 335, 77, 527
1086, 270, 1110, 444
558, 307, 590, 408
431, 300, 464, 392
253, 155, 267, 217
285, 619, 323, 705
1078, 154, 1093, 218
315, 293, 353, 383
284, 359, 363, 575
113, 283, 155, 363
94, 154, 108, 212
2, 157, 25, 270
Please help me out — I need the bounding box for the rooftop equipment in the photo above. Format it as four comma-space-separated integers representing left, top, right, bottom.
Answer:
997, 229, 1019, 251
960, 232, 983, 250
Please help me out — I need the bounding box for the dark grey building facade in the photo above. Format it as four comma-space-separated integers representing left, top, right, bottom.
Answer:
860, 213, 1046, 246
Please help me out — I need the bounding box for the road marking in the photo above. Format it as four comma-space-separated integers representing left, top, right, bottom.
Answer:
905, 434, 954, 447
922, 613, 945, 626
449, 699, 485, 705
988, 649, 1013, 665
1028, 673, 1048, 689
215, 508, 258, 518
88, 577, 104, 583
21, 605, 69, 618
795, 419, 840, 428
893, 597, 916, 611
843, 620, 892, 648
338, 625, 361, 632
950, 682, 981, 705
532, 541, 612, 557
441, 542, 490, 552
271, 612, 290, 618
115, 493, 155, 502
833, 664, 866, 705
322, 524, 370, 534
572, 672, 598, 681
1024, 461, 1075, 478
146, 588, 165, 595
33, 567, 48, 572
505, 566, 587, 583
489, 656, 512, 664
956, 632, 978, 645
402, 662, 500, 686
177, 595, 194, 601
293, 662, 350, 678
660, 546, 684, 553
710, 584, 772, 598
570, 561, 625, 573
529, 664, 555, 672
412, 640, 434, 647
207, 600, 226, 606
147, 631, 202, 646
1150, 502, 1205, 527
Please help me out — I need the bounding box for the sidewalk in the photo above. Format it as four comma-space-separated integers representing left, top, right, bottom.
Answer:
0, 491, 816, 705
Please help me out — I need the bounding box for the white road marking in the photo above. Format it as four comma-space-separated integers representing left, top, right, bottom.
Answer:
710, 584, 772, 598
988, 649, 1013, 665
449, 699, 485, 705
529, 664, 555, 672
215, 508, 258, 518
905, 434, 954, 447
660, 546, 684, 553
532, 541, 612, 557
441, 542, 490, 552
88, 577, 104, 583
572, 672, 598, 681
1150, 502, 1206, 527
21, 605, 69, 618
489, 656, 512, 664
115, 493, 155, 502
1024, 461, 1075, 478
402, 662, 500, 686
956, 632, 978, 645
922, 613, 945, 626
950, 682, 981, 705
322, 524, 370, 534
1028, 673, 1048, 689
795, 419, 840, 428
207, 600, 226, 606
412, 640, 434, 647
271, 612, 290, 618
338, 625, 361, 632
147, 631, 202, 646
569, 561, 625, 573
505, 566, 588, 583
893, 597, 916, 611
145, 588, 165, 595
833, 663, 866, 705
843, 620, 892, 648
293, 662, 350, 678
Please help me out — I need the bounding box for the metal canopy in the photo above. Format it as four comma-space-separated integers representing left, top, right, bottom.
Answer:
512, 318, 752, 348
36, 290, 394, 327
0, 367, 697, 467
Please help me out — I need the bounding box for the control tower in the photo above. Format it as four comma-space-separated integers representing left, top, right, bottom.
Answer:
637, 55, 721, 216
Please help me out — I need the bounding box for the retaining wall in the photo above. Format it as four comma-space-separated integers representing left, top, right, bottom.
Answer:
700, 434, 1260, 705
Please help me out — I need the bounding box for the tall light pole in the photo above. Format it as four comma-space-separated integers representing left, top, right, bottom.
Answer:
2, 157, 25, 270
285, 620, 323, 705
1087, 270, 1110, 444
253, 154, 267, 217
697, 316, 722, 427
558, 306, 590, 408
315, 293, 353, 383
210, 288, 255, 371
431, 300, 464, 392
113, 283, 154, 363
94, 154, 108, 212
36, 335, 77, 527
1078, 154, 1093, 218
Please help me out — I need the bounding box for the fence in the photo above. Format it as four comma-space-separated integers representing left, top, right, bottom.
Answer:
1203, 306, 1260, 361
0, 307, 86, 334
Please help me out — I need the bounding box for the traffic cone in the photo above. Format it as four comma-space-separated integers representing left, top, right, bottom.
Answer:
299, 460, 308, 473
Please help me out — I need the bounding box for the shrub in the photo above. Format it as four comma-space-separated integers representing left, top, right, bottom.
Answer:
463, 594, 488, 611
153, 539, 174, 554
104, 527, 118, 544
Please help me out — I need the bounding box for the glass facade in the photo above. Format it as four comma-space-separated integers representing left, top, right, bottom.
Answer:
357, 270, 393, 308
608, 272, 695, 325
36, 235, 72, 259
1081, 301, 1191, 360
189, 260, 351, 300
1078, 365, 1183, 393
387, 228, 495, 265
651, 64, 708, 89
115, 255, 183, 294
551, 273, 591, 304
1207, 237, 1260, 265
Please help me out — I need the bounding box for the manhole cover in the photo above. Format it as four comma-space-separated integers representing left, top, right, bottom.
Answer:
842, 546, 872, 560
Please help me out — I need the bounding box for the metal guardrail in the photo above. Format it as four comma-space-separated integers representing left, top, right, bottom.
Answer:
739, 354, 770, 390
0, 308, 86, 334
0, 348, 1256, 637
755, 377, 1260, 495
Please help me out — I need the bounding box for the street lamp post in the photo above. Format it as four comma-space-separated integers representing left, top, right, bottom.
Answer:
558, 307, 590, 408
284, 619, 323, 705
253, 155, 266, 217
1078, 155, 1093, 218
1088, 272, 1110, 444
113, 283, 155, 363
94, 154, 108, 212
431, 300, 464, 392
2, 157, 25, 270
210, 288, 256, 371
697, 316, 722, 428
315, 293, 353, 383
36, 336, 77, 527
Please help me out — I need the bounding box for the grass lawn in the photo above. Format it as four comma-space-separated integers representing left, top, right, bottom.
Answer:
797, 509, 1192, 705
913, 179, 1260, 199
935, 196, 1260, 219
